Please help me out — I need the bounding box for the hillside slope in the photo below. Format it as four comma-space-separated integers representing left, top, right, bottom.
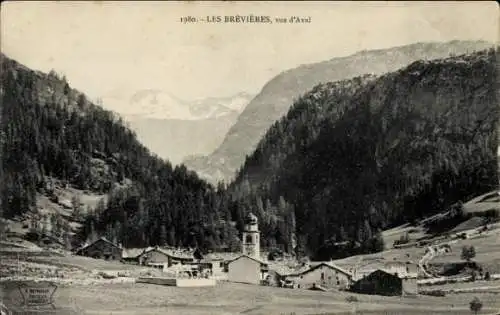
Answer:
229, 49, 499, 260
0, 54, 240, 251
184, 40, 495, 184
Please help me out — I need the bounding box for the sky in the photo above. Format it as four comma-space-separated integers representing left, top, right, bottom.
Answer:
1, 1, 498, 107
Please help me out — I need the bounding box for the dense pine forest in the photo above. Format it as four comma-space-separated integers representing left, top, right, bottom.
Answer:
1, 48, 498, 260
230, 48, 499, 260
0, 54, 242, 250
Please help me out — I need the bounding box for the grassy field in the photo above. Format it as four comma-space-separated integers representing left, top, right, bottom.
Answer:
331, 245, 426, 271
420, 279, 500, 292
379, 190, 499, 251
332, 220, 500, 274
381, 225, 427, 250
430, 229, 500, 272
1, 240, 500, 315
1, 281, 498, 315
3, 241, 499, 315
2, 182, 108, 240
463, 190, 500, 214
22, 254, 148, 271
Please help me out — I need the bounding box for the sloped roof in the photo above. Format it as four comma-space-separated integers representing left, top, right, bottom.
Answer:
164, 264, 194, 272
204, 252, 241, 261
140, 246, 195, 260
357, 265, 417, 280
121, 248, 145, 259
228, 255, 268, 266
268, 264, 297, 276
354, 260, 418, 278
74, 237, 119, 254
356, 259, 415, 269
288, 262, 353, 278
359, 269, 397, 281
162, 248, 195, 259
359, 268, 413, 281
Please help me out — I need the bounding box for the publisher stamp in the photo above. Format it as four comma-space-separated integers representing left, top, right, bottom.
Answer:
0, 281, 75, 314
18, 282, 58, 309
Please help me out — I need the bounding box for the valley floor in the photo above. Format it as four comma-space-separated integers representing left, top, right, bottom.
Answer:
2, 205, 500, 315
2, 281, 499, 315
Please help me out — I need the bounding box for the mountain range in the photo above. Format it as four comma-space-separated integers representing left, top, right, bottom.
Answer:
99, 89, 254, 164
183, 40, 496, 184
1, 43, 498, 259
229, 48, 499, 259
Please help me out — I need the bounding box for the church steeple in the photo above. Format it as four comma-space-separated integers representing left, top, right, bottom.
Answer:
242, 212, 260, 258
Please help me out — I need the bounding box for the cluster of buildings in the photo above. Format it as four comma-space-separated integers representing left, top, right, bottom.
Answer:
74, 237, 235, 277
74, 212, 418, 296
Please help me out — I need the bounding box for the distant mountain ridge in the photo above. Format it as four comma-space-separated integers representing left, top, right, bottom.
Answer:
127, 115, 240, 165
99, 89, 254, 164
102, 89, 253, 121
183, 40, 496, 184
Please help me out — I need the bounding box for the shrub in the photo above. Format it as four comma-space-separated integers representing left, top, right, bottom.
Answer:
484, 271, 491, 280
470, 271, 477, 282
461, 245, 476, 262
469, 297, 482, 314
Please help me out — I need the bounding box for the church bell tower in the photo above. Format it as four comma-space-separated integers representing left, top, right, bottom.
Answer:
242, 212, 260, 258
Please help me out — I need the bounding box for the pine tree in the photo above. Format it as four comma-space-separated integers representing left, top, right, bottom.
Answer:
63, 228, 72, 250
160, 224, 167, 246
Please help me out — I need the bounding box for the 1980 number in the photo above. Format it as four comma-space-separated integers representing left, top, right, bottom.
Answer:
180, 16, 197, 23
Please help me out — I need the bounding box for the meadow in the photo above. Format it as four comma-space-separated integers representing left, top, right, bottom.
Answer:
44, 282, 500, 315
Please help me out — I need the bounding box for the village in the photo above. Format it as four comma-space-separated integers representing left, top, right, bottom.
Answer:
1, 3, 500, 313
1, 185, 496, 314
70, 212, 420, 296
2, 190, 499, 314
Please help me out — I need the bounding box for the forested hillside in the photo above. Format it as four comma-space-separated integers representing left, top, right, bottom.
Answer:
184, 41, 495, 184
0, 54, 244, 250
230, 49, 499, 260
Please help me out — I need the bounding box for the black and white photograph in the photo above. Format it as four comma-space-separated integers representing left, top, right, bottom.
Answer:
0, 1, 499, 314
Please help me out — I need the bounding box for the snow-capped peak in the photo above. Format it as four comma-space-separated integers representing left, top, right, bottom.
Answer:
100, 89, 254, 121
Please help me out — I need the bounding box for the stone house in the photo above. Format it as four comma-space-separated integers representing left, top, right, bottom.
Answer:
284, 262, 353, 290
350, 269, 418, 296
74, 237, 121, 261
138, 246, 195, 267
227, 255, 268, 285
